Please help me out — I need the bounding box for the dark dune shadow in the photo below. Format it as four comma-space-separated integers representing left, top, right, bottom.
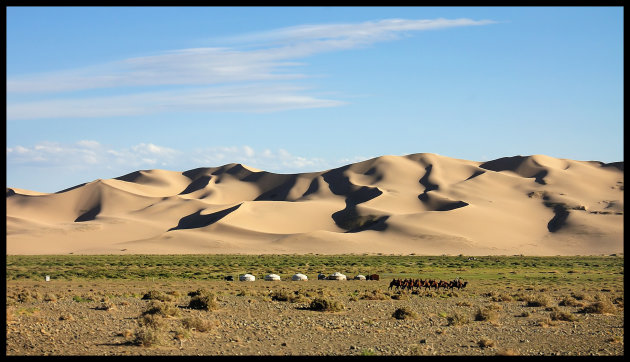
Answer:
465, 170, 485, 181
547, 204, 570, 232
55, 182, 87, 194
6, 188, 16, 197
301, 176, 322, 198
168, 204, 241, 231
320, 166, 388, 232
435, 200, 469, 211
533, 170, 547, 185
75, 204, 102, 222
601, 161, 624, 171
479, 156, 528, 172
255, 175, 298, 201
179, 175, 213, 195
183, 167, 213, 181
114, 170, 143, 183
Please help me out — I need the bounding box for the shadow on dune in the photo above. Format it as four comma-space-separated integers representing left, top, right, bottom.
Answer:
601, 161, 624, 171
479, 156, 547, 185
55, 182, 88, 194
75, 204, 102, 222
417, 164, 469, 211
320, 165, 389, 232
547, 204, 570, 232
168, 204, 241, 231
255, 175, 298, 201
179, 175, 213, 195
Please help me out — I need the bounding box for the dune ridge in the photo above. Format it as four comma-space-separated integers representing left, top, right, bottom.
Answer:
6, 153, 624, 255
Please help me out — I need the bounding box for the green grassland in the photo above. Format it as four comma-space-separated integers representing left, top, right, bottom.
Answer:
6, 254, 623, 288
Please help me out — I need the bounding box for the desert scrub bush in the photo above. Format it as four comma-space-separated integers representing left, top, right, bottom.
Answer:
360, 290, 389, 300
187, 288, 209, 297
559, 296, 584, 307
578, 298, 616, 314
533, 317, 556, 328
549, 307, 579, 322
491, 293, 513, 302
43, 293, 58, 302
142, 290, 173, 302
392, 307, 418, 320
477, 338, 496, 348
95, 302, 116, 311
474, 307, 498, 322
142, 301, 179, 317
390, 293, 408, 300
270, 290, 291, 301
182, 317, 213, 332
309, 297, 344, 312
456, 300, 472, 307
132, 327, 162, 347
188, 293, 218, 311
446, 311, 470, 326
516, 311, 531, 318
139, 313, 167, 329
525, 293, 554, 307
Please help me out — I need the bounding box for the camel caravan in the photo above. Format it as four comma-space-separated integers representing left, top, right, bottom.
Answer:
388, 278, 468, 292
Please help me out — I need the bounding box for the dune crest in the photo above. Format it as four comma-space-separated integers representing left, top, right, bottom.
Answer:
6, 153, 623, 255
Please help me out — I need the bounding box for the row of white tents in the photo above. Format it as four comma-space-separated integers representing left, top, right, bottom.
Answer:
238, 272, 366, 281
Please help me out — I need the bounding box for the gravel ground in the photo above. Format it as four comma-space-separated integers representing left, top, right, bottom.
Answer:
6, 279, 624, 356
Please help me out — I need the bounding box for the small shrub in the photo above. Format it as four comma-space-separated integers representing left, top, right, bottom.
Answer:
270, 290, 290, 302
43, 293, 57, 302
559, 296, 584, 307
549, 307, 578, 321
579, 299, 616, 314
95, 302, 116, 311
143, 301, 179, 317
182, 317, 213, 332
526, 294, 553, 307
446, 311, 470, 326
360, 290, 389, 300
516, 311, 530, 318
72, 295, 93, 303
142, 290, 173, 302
477, 338, 495, 348
491, 293, 513, 302
475, 307, 498, 322
187, 289, 209, 297
309, 297, 344, 312
133, 327, 162, 347
139, 313, 166, 329
392, 307, 418, 320
188, 294, 218, 311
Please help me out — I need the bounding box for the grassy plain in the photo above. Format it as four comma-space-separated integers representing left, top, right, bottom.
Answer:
6, 254, 624, 356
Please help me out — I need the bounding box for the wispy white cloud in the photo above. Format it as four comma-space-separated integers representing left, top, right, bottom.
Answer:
6, 18, 495, 120
7, 141, 338, 176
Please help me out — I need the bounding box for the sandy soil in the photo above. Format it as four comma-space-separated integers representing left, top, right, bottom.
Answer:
6, 279, 624, 356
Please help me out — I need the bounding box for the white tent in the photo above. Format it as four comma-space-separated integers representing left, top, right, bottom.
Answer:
239, 274, 256, 281
328, 272, 347, 280
292, 273, 308, 281
353, 274, 366, 280
264, 274, 281, 281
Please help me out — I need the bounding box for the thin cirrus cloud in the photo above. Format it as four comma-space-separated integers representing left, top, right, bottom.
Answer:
7, 18, 495, 120
7, 141, 339, 175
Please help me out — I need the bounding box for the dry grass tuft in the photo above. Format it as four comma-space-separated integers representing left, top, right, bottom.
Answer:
475, 307, 499, 322
526, 293, 553, 307
182, 317, 213, 332
477, 338, 495, 348
549, 307, 579, 322
446, 311, 470, 326
309, 297, 344, 312
579, 297, 616, 314
392, 307, 418, 320
143, 301, 179, 317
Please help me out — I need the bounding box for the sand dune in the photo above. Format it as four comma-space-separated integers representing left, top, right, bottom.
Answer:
6, 153, 624, 255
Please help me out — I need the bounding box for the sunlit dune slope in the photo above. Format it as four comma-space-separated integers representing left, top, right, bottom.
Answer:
6, 153, 624, 255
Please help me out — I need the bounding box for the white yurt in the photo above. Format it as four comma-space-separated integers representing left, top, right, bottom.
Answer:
239, 274, 256, 282
328, 272, 347, 280
353, 274, 366, 280
292, 273, 308, 281
264, 274, 281, 281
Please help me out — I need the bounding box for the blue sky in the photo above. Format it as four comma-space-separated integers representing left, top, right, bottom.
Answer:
6, 6, 624, 193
